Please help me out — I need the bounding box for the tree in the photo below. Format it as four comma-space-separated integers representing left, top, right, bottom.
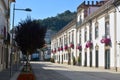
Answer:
15, 17, 47, 56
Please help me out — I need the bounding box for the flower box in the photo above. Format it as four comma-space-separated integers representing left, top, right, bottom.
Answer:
64, 45, 68, 50
86, 41, 93, 48
70, 43, 74, 49
60, 46, 63, 51
101, 38, 111, 45
54, 48, 56, 53
76, 44, 82, 50
58, 47, 60, 51
51, 49, 53, 53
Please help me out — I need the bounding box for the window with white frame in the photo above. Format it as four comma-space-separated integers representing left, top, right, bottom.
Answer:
79, 30, 81, 44
72, 30, 74, 43
95, 22, 99, 39
105, 21, 110, 36
64, 35, 66, 45
105, 15, 110, 37
69, 32, 70, 44
60, 37, 63, 46
89, 20, 92, 41
84, 27, 87, 42
89, 24, 92, 41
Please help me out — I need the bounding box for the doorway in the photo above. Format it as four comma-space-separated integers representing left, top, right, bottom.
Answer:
105, 49, 110, 69
95, 50, 99, 67
84, 52, 87, 67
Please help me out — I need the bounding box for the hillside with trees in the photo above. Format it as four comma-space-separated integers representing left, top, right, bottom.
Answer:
38, 10, 76, 32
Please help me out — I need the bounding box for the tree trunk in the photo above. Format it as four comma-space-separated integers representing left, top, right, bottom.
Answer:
26, 52, 29, 72
42, 50, 45, 61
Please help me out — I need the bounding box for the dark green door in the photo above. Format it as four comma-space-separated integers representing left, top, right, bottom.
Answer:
79, 52, 82, 66
84, 52, 87, 67
90, 51, 92, 67
62, 55, 63, 64
95, 50, 99, 67
105, 49, 110, 69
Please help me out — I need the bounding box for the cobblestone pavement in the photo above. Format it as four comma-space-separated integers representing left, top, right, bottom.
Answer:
31, 62, 71, 80
31, 61, 120, 80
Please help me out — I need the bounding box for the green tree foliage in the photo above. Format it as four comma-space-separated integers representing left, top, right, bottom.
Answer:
39, 10, 76, 32
15, 17, 47, 55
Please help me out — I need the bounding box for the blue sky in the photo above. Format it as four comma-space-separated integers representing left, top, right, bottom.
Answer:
10, 0, 100, 28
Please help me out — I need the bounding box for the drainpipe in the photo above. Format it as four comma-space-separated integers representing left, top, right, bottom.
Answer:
114, 8, 117, 72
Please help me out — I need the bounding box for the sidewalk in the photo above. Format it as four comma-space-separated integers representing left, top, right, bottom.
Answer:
51, 62, 120, 74
0, 63, 22, 80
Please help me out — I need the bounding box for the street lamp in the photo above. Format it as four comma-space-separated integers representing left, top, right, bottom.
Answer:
10, 3, 32, 77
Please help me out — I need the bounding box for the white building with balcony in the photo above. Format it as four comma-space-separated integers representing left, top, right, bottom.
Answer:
51, 0, 120, 71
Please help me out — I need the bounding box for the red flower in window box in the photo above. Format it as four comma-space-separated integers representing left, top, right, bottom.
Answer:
70, 43, 74, 49
77, 44, 82, 50
60, 46, 63, 51
100, 38, 105, 43
51, 49, 53, 53
54, 48, 56, 53
64, 44, 68, 50
101, 38, 111, 45
58, 47, 60, 52
86, 41, 93, 48
104, 38, 111, 44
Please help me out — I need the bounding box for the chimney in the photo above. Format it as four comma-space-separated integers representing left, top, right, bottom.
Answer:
96, 1, 99, 5
92, 1, 94, 6
87, 1, 90, 6
83, 1, 85, 5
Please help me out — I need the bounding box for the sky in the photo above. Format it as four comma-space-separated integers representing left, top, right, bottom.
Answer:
10, 0, 100, 28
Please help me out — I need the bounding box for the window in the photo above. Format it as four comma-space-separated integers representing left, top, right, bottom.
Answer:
79, 15, 82, 25
69, 32, 70, 44
89, 24, 92, 41
95, 22, 99, 39
84, 28, 87, 42
72, 30, 74, 43
105, 21, 110, 36
84, 9, 88, 18
64, 35, 66, 45
61, 37, 63, 46
79, 30, 81, 44
105, 15, 110, 37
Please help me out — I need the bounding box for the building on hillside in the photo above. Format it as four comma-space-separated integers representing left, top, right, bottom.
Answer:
51, 0, 120, 71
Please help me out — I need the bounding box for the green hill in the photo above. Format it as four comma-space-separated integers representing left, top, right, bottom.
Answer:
38, 10, 76, 32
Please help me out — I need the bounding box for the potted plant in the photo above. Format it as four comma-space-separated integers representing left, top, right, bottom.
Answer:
73, 56, 76, 65
77, 56, 81, 66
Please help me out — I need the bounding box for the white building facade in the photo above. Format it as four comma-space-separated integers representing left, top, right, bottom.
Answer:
51, 0, 120, 71
0, 0, 14, 71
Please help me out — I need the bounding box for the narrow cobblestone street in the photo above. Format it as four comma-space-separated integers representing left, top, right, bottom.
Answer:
31, 62, 120, 80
